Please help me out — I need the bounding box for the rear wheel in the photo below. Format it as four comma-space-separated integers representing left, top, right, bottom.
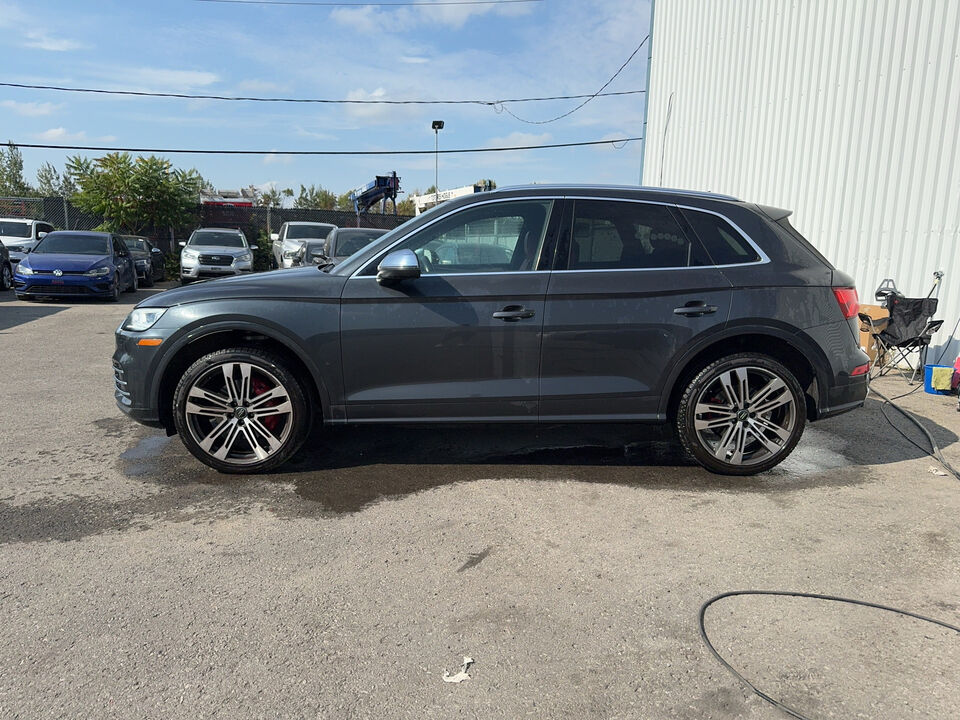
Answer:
142, 266, 154, 287
173, 347, 311, 473
676, 353, 805, 475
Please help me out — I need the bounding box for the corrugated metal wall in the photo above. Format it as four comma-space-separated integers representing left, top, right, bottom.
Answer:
642, 0, 960, 362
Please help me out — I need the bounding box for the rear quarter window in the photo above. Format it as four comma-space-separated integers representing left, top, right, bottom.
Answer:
680, 209, 761, 265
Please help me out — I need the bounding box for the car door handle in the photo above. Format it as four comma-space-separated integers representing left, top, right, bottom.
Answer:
493, 305, 536, 322
673, 302, 719, 317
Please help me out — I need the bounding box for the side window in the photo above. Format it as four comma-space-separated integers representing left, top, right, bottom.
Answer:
384, 200, 554, 275
113, 237, 127, 256
680, 209, 761, 265
567, 200, 707, 270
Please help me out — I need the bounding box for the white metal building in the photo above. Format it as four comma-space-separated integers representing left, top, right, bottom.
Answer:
641, 0, 960, 361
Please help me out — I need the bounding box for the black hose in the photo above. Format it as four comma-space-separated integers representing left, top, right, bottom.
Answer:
869, 386, 960, 481
698, 589, 960, 720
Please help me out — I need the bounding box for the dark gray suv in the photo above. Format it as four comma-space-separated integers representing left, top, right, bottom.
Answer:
114, 185, 869, 475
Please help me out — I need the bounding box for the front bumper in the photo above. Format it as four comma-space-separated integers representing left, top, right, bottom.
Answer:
113, 327, 173, 428
180, 261, 252, 279
14, 273, 114, 297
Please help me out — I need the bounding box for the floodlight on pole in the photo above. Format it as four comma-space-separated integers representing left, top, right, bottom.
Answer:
432, 120, 444, 206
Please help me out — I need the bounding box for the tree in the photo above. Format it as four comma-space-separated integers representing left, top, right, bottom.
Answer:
336, 191, 354, 211
36, 161, 78, 197
475, 178, 497, 190
259, 186, 286, 208
394, 196, 415, 215
294, 184, 337, 210
66, 152, 202, 235
0, 143, 36, 197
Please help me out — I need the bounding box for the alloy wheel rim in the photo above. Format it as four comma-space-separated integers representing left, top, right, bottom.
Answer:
693, 366, 797, 466
184, 361, 294, 466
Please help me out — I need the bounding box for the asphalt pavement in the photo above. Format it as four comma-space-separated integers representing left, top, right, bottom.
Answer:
1, 283, 959, 719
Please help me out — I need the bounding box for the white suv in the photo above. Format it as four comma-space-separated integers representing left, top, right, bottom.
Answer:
179, 228, 255, 283
0, 218, 55, 265
271, 222, 336, 268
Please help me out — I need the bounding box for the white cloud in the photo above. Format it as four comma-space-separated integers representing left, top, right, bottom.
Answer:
34, 128, 116, 143
263, 152, 294, 166
23, 30, 86, 52
485, 131, 553, 148
0, 100, 62, 117
399, 55, 430, 65
87, 66, 220, 92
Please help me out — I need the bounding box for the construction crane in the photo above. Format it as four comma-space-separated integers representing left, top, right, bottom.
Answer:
349, 172, 401, 222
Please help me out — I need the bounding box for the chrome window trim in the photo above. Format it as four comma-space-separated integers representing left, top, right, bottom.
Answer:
349, 195, 562, 279
553, 196, 770, 273
348, 194, 769, 279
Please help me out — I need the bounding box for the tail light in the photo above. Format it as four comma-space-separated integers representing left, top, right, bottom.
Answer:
832, 287, 859, 319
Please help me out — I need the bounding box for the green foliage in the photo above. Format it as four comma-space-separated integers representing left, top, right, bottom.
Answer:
0, 143, 36, 197
259, 186, 289, 207
36, 161, 78, 197
294, 184, 337, 210
336, 191, 354, 211
253, 230, 274, 272
66, 152, 202, 235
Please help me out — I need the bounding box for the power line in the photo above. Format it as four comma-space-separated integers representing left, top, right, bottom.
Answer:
499, 34, 650, 124
7, 137, 642, 156
195, 0, 540, 5
0, 81, 643, 105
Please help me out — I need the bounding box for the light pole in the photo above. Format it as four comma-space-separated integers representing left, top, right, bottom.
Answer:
432, 120, 444, 207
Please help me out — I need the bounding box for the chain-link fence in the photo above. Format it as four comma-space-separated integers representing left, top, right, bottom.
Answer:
0, 197, 413, 255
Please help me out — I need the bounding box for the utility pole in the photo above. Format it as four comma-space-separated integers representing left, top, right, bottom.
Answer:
432, 120, 444, 208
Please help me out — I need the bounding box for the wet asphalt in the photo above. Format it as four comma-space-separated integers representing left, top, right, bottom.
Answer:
1, 283, 960, 719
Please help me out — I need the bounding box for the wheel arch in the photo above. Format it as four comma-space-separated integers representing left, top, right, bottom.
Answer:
154, 321, 328, 433
660, 324, 830, 422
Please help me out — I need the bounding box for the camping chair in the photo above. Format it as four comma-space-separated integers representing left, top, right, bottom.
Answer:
859, 296, 943, 382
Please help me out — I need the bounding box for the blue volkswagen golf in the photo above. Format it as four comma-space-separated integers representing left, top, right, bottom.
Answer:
14, 230, 138, 301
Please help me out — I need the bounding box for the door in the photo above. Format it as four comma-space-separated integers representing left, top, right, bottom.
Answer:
540, 198, 733, 421
112, 236, 134, 288
340, 198, 560, 421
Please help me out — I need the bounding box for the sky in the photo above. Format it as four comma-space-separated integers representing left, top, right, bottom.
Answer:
1, 0, 652, 203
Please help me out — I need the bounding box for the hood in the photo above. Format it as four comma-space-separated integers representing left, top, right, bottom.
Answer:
21, 253, 111, 272
137, 266, 346, 308
182, 245, 249, 257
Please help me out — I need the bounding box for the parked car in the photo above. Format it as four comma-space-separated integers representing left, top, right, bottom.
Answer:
286, 227, 388, 267
271, 222, 336, 269
114, 185, 869, 475
0, 218, 56, 267
121, 235, 166, 287
0, 242, 11, 291
179, 228, 255, 284
15, 230, 137, 301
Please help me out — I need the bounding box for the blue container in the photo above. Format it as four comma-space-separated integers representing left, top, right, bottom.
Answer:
923, 364, 953, 395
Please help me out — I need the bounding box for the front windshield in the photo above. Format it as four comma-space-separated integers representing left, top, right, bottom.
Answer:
286, 224, 335, 240
0, 221, 31, 239
123, 237, 148, 252
189, 231, 246, 248
33, 233, 110, 255
335, 230, 385, 258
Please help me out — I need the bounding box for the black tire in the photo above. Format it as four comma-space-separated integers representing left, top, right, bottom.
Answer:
675, 353, 805, 475
0, 262, 11, 290
107, 273, 120, 302
180, 276, 192, 286
125, 269, 138, 293
173, 347, 312, 474
142, 269, 154, 288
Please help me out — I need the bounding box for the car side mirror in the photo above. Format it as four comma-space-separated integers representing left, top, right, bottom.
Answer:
179, 241, 186, 247
37, 231, 48, 239
151, 247, 162, 254
270, 232, 279, 241
250, 244, 258, 250
377, 249, 420, 284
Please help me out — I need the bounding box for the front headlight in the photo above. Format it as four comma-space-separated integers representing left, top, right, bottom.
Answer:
17, 264, 33, 275
182, 249, 199, 261
85, 265, 111, 277
123, 308, 167, 332
237, 251, 253, 262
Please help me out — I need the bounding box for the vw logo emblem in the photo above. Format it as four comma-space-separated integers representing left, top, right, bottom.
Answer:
53, 269, 63, 277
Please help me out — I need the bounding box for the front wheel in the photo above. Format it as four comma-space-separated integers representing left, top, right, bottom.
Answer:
173, 347, 312, 473
676, 353, 805, 475
0, 262, 11, 290
107, 273, 120, 302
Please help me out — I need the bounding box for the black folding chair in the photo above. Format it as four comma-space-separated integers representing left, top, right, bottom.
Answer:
860, 296, 943, 382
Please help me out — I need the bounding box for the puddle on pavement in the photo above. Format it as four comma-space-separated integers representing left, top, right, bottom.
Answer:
120, 433, 174, 476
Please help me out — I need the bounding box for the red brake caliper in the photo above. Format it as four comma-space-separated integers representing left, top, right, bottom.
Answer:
251, 377, 280, 432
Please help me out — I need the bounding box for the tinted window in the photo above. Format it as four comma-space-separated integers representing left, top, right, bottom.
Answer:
681, 209, 760, 265
567, 200, 705, 270
189, 231, 246, 248
287, 224, 335, 240
33, 233, 110, 255
123, 237, 148, 252
0, 221, 31, 238
334, 229, 385, 258
387, 200, 553, 274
